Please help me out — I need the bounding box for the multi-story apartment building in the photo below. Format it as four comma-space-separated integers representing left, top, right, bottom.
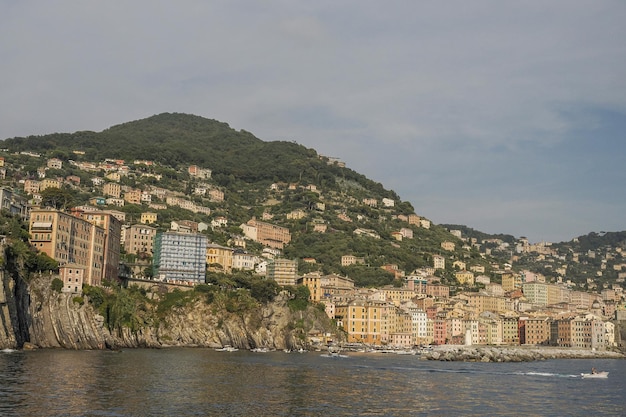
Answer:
426, 283, 450, 298
399, 301, 429, 344
522, 282, 549, 306
432, 255, 445, 270
455, 270, 475, 286
29, 209, 108, 286
266, 258, 298, 286
570, 291, 599, 310
122, 224, 157, 256
23, 179, 41, 195
501, 273, 521, 292
501, 316, 520, 345
407, 214, 421, 226
77, 209, 122, 282
241, 218, 291, 249
103, 182, 121, 198
0, 187, 28, 218
521, 317, 551, 345
433, 318, 448, 345
479, 312, 503, 345
406, 276, 428, 294
123, 188, 142, 205
300, 272, 323, 302
441, 241, 455, 251
40, 178, 62, 191
232, 249, 256, 271
463, 293, 506, 315
153, 231, 208, 283
341, 255, 365, 267
550, 317, 573, 347
335, 299, 391, 344
206, 243, 233, 272
379, 286, 419, 306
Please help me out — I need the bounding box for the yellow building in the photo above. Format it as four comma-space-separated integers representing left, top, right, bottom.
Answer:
124, 188, 142, 205
463, 293, 506, 315
300, 272, 323, 302
455, 270, 475, 286
140, 212, 158, 225
501, 273, 521, 292
441, 241, 456, 251
380, 286, 418, 306
335, 300, 392, 344
40, 178, 62, 191
206, 243, 234, 273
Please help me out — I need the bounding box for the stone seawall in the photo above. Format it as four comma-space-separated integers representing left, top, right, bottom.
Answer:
421, 345, 625, 362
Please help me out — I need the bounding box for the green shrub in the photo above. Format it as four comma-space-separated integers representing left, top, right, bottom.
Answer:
83, 285, 105, 309
51, 278, 63, 293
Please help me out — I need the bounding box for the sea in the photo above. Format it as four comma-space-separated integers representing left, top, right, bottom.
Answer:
1, 347, 624, 417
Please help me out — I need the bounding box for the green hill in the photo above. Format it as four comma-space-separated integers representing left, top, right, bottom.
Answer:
3, 112, 623, 289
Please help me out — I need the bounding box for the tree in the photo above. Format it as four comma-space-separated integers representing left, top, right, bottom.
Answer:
40, 187, 74, 210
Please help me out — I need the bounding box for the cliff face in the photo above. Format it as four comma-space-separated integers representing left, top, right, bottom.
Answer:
0, 269, 31, 349
0, 272, 342, 351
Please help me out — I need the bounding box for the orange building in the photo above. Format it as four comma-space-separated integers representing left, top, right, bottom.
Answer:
242, 218, 291, 249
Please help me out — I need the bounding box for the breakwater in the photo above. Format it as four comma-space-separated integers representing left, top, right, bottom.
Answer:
421, 345, 625, 362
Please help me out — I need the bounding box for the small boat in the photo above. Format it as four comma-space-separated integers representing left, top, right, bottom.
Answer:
215, 346, 238, 352
251, 347, 269, 353
581, 371, 609, 379
321, 345, 348, 358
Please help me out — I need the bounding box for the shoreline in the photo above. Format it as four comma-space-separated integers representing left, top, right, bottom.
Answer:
6, 343, 626, 363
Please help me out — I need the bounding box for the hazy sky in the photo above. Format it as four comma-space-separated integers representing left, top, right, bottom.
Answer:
2, 1, 625, 243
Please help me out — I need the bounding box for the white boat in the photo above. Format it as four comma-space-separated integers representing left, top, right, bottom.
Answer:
215, 346, 238, 352
581, 371, 608, 379
321, 345, 348, 358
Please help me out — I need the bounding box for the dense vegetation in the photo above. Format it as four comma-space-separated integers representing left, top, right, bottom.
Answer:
3, 113, 397, 200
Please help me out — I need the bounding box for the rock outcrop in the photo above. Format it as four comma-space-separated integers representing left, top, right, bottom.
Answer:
0, 272, 343, 351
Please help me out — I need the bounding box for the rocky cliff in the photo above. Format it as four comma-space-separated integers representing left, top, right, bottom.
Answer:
0, 271, 343, 351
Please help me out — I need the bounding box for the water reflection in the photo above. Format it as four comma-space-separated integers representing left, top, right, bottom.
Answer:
1, 349, 624, 416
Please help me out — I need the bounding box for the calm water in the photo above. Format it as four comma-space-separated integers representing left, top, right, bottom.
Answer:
1, 348, 624, 416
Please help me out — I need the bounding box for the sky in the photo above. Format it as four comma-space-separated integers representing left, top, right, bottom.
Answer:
1, 1, 625, 243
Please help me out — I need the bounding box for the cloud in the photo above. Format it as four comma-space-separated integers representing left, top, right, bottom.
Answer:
1, 0, 625, 242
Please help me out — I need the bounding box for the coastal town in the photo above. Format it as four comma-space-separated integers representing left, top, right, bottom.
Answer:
1, 146, 625, 353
